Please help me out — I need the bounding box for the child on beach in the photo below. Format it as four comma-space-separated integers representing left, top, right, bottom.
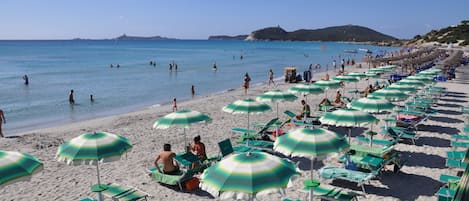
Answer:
172, 97, 177, 111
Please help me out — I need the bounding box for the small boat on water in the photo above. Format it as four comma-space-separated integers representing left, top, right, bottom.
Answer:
344, 49, 358, 53
358, 48, 373, 54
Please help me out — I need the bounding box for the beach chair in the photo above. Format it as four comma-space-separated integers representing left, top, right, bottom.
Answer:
79, 198, 98, 201
302, 179, 361, 201
451, 141, 469, 149
452, 134, 469, 141
382, 127, 419, 144
447, 150, 466, 160
439, 174, 461, 184
284, 110, 320, 128
436, 187, 456, 201
218, 138, 261, 158
232, 118, 279, 143
319, 166, 380, 193
91, 183, 150, 201
445, 158, 468, 169
355, 136, 397, 147
148, 166, 198, 191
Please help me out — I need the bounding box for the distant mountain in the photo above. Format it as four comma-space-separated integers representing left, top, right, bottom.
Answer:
246, 25, 398, 42
405, 20, 469, 46
114, 34, 174, 40
208, 35, 248, 40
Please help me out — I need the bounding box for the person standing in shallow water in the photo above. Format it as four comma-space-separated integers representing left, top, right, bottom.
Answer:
191, 85, 195, 98
23, 75, 29, 85
268, 69, 275, 86
69, 90, 75, 105
172, 97, 177, 112
243, 73, 251, 95
0, 109, 5, 138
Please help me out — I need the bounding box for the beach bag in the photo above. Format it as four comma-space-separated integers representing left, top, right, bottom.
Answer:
184, 177, 200, 191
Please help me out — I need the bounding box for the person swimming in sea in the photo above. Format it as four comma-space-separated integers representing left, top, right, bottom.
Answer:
213, 63, 217, 71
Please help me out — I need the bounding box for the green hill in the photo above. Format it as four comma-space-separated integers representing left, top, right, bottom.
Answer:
246, 25, 398, 42
406, 20, 469, 46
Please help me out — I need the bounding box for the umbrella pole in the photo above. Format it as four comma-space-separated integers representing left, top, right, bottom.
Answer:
276, 102, 279, 119
247, 113, 250, 147
96, 163, 103, 201
348, 127, 352, 143
309, 158, 314, 201
183, 127, 187, 152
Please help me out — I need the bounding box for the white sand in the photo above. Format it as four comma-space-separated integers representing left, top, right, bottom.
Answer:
1, 63, 467, 201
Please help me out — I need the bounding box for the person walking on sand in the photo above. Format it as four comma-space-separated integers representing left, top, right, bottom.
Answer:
341, 59, 345, 73
69, 90, 75, 105
172, 97, 177, 111
243, 72, 251, 95
154, 143, 180, 175
0, 109, 5, 138
333, 60, 337, 71
23, 75, 29, 85
191, 85, 195, 98
268, 69, 275, 86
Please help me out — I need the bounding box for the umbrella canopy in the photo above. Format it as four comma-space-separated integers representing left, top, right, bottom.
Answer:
313, 80, 341, 89
0, 151, 43, 188
289, 84, 324, 95
56, 132, 132, 165
274, 128, 349, 201
417, 71, 439, 76
332, 76, 359, 83
387, 84, 418, 92
152, 109, 212, 129
346, 72, 367, 79
223, 99, 271, 132
200, 152, 300, 201
369, 88, 409, 101
378, 65, 396, 70
274, 128, 349, 158
319, 108, 377, 127
406, 75, 435, 83
394, 79, 426, 87
256, 90, 297, 118
57, 131, 132, 201
367, 68, 386, 73
364, 72, 380, 78
349, 97, 395, 113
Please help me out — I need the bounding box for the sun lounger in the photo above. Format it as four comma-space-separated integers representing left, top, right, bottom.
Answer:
436, 187, 456, 201
91, 183, 150, 201
439, 174, 461, 184
233, 118, 279, 142
148, 167, 198, 191
349, 144, 394, 158
239, 139, 274, 150
382, 127, 419, 144
319, 166, 379, 193
447, 151, 466, 160
446, 158, 468, 169
79, 198, 98, 201
355, 136, 396, 147
218, 138, 261, 159
302, 179, 361, 201
283, 110, 320, 128
452, 134, 469, 141
451, 141, 469, 149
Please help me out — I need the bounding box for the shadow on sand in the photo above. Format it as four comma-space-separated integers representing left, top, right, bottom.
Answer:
417, 124, 460, 135
444, 94, 467, 98
415, 136, 451, 148
437, 109, 462, 116
399, 150, 447, 168
326, 126, 367, 138
428, 116, 464, 124
437, 103, 463, 108
439, 98, 468, 103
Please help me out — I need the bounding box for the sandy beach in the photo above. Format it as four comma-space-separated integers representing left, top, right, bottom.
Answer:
1, 60, 468, 201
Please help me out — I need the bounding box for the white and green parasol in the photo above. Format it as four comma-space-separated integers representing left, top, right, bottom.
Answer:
313, 80, 341, 99
0, 151, 43, 188
200, 152, 300, 201
395, 79, 426, 87
273, 128, 349, 201
346, 72, 367, 79
319, 108, 377, 142
387, 84, 418, 92
349, 96, 395, 113
223, 99, 271, 132
406, 75, 435, 83
369, 88, 409, 101
56, 132, 132, 201
257, 89, 297, 118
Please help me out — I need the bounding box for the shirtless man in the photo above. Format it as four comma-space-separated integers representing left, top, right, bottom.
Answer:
154, 144, 180, 175
0, 109, 5, 137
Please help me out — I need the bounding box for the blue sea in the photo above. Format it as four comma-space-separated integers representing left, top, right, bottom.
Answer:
0, 40, 398, 134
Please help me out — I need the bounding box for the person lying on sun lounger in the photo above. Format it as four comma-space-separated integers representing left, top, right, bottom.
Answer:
154, 143, 180, 175
319, 91, 345, 107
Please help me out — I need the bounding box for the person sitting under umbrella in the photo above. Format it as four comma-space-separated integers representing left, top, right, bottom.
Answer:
319, 91, 345, 107
296, 100, 311, 120
154, 143, 180, 175
190, 135, 207, 169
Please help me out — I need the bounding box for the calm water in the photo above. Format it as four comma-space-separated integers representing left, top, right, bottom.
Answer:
0, 40, 397, 134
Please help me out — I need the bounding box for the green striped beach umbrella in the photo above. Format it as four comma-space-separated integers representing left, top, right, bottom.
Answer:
200, 152, 300, 201
364, 72, 380, 78
319, 108, 377, 142
274, 128, 349, 201
387, 84, 418, 92
369, 88, 409, 101
349, 96, 395, 113
57, 132, 132, 201
0, 151, 43, 188
346, 72, 367, 79
223, 99, 271, 132
395, 79, 426, 87
289, 84, 323, 95
332, 76, 358, 83
378, 65, 396, 70
257, 89, 297, 118
313, 80, 341, 99
152, 109, 212, 146
417, 71, 439, 76
406, 75, 435, 83
367, 68, 386, 74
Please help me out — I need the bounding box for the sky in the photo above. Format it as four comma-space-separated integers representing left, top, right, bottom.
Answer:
1, 0, 468, 40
